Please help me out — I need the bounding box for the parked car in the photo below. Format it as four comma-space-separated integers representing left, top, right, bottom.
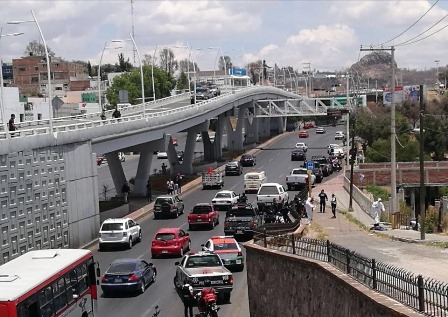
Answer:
223, 203, 261, 239
202, 236, 245, 271
295, 142, 308, 151
299, 130, 309, 138
311, 155, 333, 176
209, 85, 221, 97
225, 161, 243, 176
313, 165, 324, 183
157, 151, 168, 159
316, 127, 326, 134
98, 218, 142, 251
291, 149, 307, 161
286, 168, 315, 190
240, 154, 256, 167
151, 227, 191, 258
153, 195, 185, 219
188, 203, 220, 230
256, 183, 288, 210
101, 258, 157, 296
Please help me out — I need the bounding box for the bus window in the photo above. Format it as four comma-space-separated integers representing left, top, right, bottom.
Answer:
52, 278, 67, 313
17, 295, 38, 317
38, 286, 54, 317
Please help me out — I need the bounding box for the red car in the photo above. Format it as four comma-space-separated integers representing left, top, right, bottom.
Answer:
188, 203, 219, 230
172, 138, 178, 146
299, 130, 309, 138
151, 228, 191, 258
303, 122, 315, 129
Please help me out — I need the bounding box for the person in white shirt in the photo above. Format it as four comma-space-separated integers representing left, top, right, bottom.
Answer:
305, 197, 316, 223
331, 194, 337, 218
371, 198, 385, 227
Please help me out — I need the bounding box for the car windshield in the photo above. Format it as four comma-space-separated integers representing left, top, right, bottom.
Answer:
293, 149, 305, 153
258, 186, 279, 195
292, 169, 307, 175
155, 233, 175, 241
192, 206, 212, 214
241, 155, 252, 159
108, 262, 136, 274
185, 255, 222, 268
215, 193, 231, 198
227, 162, 238, 166
155, 198, 173, 204
101, 223, 123, 231
213, 243, 238, 251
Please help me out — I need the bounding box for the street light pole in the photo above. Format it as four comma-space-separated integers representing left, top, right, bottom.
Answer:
9, 10, 53, 134
129, 33, 145, 115
151, 45, 157, 102
435, 60, 440, 85
98, 42, 122, 111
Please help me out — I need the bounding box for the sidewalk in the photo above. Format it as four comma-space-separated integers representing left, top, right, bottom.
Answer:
311, 174, 448, 245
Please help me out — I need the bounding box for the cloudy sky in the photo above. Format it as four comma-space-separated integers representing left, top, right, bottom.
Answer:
1, 0, 448, 73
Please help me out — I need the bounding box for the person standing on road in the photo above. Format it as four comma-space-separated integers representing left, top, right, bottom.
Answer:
167, 178, 174, 195
174, 174, 180, 194
318, 189, 328, 213
371, 198, 385, 228
331, 194, 337, 218
305, 197, 316, 223
121, 181, 131, 203
181, 283, 195, 317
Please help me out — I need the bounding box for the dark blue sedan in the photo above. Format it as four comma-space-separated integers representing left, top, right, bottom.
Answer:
101, 258, 157, 296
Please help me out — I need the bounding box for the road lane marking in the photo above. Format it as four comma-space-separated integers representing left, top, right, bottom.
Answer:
269, 158, 274, 162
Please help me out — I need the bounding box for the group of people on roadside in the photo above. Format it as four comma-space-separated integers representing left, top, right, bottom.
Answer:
167, 173, 183, 195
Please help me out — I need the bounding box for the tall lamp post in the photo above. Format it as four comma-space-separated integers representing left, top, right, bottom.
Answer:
151, 45, 157, 102
112, 33, 145, 115
0, 28, 24, 130
435, 60, 440, 85
98, 41, 122, 111
9, 10, 53, 134
208, 46, 227, 83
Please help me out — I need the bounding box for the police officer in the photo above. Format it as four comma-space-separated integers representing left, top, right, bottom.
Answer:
181, 283, 195, 317
318, 189, 328, 213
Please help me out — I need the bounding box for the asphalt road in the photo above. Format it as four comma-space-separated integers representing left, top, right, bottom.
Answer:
92, 126, 341, 317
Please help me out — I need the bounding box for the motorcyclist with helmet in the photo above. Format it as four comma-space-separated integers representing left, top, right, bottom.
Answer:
195, 281, 219, 317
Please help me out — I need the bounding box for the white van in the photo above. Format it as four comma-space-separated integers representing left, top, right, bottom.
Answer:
243, 171, 267, 193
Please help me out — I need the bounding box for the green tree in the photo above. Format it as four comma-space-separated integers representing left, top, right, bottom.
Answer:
421, 116, 448, 160
117, 53, 133, 72
87, 61, 92, 77
176, 71, 189, 90
24, 40, 55, 57
159, 48, 177, 76
178, 59, 199, 73
105, 65, 175, 107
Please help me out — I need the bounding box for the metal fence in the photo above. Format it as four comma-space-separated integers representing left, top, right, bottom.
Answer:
253, 233, 448, 316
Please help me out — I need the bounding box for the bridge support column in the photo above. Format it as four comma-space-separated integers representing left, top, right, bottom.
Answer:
244, 116, 259, 144
203, 131, 215, 162
212, 114, 225, 161
105, 152, 127, 198
176, 130, 198, 175
133, 147, 154, 196
225, 106, 245, 151
258, 117, 271, 138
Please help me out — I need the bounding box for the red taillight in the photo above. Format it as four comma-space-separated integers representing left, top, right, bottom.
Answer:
101, 275, 107, 283
237, 251, 243, 256
223, 222, 227, 229
229, 275, 233, 285
128, 274, 139, 282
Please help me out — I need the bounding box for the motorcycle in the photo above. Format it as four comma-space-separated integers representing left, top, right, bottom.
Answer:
196, 287, 220, 317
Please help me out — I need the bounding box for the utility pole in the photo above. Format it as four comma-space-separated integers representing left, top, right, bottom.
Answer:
419, 85, 426, 240
303, 62, 311, 97
346, 74, 350, 166
360, 45, 397, 215
130, 0, 136, 65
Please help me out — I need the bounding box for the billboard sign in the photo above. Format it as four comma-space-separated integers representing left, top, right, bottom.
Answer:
229, 68, 247, 76
383, 85, 420, 105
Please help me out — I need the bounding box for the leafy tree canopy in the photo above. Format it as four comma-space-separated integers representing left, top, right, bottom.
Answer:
24, 40, 56, 58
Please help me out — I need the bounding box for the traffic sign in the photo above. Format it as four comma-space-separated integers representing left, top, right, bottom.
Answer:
306, 161, 314, 170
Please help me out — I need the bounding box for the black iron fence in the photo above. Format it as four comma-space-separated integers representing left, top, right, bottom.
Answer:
253, 233, 448, 316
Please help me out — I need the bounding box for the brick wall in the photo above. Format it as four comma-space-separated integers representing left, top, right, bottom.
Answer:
245, 243, 423, 317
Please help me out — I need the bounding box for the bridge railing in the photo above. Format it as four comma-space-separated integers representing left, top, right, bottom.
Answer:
0, 86, 288, 140
253, 233, 448, 316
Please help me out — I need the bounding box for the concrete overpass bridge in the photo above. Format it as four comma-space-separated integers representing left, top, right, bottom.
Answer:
0, 86, 353, 259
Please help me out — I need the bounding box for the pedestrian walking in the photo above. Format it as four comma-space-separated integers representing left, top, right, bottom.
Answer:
161, 163, 167, 175
318, 189, 328, 213
177, 173, 183, 194
112, 108, 121, 119
8, 114, 18, 137
146, 178, 152, 202
121, 181, 131, 203
174, 174, 180, 194
371, 198, 385, 229
181, 283, 195, 317
331, 194, 337, 218
305, 197, 316, 223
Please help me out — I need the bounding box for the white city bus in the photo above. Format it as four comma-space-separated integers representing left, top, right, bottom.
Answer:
0, 249, 98, 317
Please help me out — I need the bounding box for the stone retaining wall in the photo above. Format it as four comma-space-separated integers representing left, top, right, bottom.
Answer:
245, 243, 423, 317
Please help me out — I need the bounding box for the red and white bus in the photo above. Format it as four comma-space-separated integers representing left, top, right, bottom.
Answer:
0, 249, 98, 317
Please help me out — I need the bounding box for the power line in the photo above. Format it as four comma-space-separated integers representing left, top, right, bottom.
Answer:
395, 9, 448, 46
378, 0, 439, 46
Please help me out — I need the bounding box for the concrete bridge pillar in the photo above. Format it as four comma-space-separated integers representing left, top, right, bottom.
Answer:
177, 121, 210, 172
258, 117, 271, 138
244, 115, 259, 144
104, 152, 127, 198
212, 114, 225, 161
132, 139, 165, 196
203, 131, 215, 162
225, 106, 246, 151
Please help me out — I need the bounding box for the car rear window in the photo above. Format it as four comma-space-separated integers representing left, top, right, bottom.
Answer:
155, 198, 172, 205
258, 186, 279, 195
155, 233, 175, 241
108, 262, 136, 274
101, 223, 123, 231
215, 193, 231, 198
213, 243, 238, 251
185, 255, 222, 268
227, 208, 255, 217
245, 174, 260, 180
193, 205, 212, 214
241, 155, 251, 159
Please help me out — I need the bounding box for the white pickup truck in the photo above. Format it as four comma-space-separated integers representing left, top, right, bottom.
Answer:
174, 251, 233, 302
256, 183, 289, 210
202, 171, 224, 189
285, 168, 316, 190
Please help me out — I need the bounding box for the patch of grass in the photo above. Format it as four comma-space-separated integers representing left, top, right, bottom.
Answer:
307, 222, 329, 240
365, 184, 390, 201
339, 209, 369, 231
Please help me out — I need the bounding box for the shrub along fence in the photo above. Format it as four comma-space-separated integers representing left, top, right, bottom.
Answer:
253, 232, 448, 317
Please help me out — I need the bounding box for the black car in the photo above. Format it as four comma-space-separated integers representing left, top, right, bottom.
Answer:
291, 149, 306, 161
225, 161, 243, 176
224, 203, 261, 238
240, 154, 256, 167
313, 165, 324, 183
311, 155, 333, 176
191, 88, 214, 104
101, 258, 157, 296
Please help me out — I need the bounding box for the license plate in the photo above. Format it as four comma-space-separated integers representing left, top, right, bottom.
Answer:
236, 260, 242, 264
162, 250, 168, 253
114, 279, 122, 283
236, 230, 243, 234
197, 219, 202, 222
224, 260, 230, 264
